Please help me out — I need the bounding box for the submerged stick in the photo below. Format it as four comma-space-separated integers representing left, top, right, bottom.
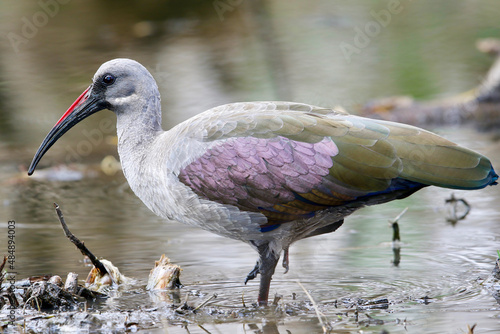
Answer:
53, 203, 108, 277
192, 293, 217, 311
297, 281, 328, 333
388, 207, 407, 267
388, 207, 408, 242
388, 207, 408, 241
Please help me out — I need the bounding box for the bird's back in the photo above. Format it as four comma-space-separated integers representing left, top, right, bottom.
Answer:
170, 102, 497, 229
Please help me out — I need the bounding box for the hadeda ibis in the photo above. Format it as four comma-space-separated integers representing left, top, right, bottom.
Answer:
28, 59, 498, 305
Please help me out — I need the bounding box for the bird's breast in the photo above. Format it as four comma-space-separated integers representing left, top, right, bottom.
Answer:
117, 131, 270, 242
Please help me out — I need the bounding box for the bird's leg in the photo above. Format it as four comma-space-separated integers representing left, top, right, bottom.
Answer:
245, 261, 260, 284
282, 247, 289, 274
256, 244, 280, 306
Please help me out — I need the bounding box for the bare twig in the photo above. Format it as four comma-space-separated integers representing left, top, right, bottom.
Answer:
467, 323, 477, 334
24, 295, 41, 312
174, 293, 190, 313
0, 255, 6, 272
388, 208, 407, 266
272, 293, 282, 306
53, 203, 108, 277
388, 207, 408, 242
297, 281, 328, 333
193, 293, 217, 311
0, 256, 6, 289
390, 207, 408, 224
197, 324, 212, 334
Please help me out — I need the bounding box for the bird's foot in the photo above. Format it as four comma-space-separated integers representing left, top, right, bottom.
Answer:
282, 247, 289, 274
245, 261, 260, 285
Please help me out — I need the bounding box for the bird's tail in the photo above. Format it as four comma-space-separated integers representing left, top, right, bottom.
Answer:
352, 118, 496, 190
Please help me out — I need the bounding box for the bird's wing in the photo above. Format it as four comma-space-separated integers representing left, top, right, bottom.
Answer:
177, 102, 496, 226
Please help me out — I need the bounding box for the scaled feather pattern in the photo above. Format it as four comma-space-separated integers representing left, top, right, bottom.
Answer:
177, 102, 497, 229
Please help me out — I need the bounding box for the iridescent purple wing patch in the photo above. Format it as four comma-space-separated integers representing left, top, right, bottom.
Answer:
178, 136, 341, 224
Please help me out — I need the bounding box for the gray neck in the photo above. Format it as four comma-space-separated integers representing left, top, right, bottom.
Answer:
115, 92, 163, 181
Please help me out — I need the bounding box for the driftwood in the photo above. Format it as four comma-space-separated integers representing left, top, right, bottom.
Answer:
14, 273, 107, 311
359, 38, 500, 130
146, 254, 182, 290
23, 280, 84, 310
54, 203, 129, 291
1, 204, 121, 312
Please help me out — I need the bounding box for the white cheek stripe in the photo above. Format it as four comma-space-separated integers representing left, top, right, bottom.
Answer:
109, 93, 139, 106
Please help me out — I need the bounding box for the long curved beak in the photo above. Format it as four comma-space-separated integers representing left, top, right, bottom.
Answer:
28, 86, 105, 175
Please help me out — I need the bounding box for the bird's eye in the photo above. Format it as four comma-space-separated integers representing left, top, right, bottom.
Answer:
102, 74, 116, 85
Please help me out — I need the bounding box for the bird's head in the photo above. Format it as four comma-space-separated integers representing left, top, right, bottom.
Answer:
27, 58, 158, 175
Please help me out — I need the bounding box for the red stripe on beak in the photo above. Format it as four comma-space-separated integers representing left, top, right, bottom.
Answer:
55, 86, 91, 126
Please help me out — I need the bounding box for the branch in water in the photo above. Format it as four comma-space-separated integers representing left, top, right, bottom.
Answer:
53, 203, 108, 277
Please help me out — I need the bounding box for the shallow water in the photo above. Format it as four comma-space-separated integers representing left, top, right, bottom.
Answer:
1, 1, 500, 333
